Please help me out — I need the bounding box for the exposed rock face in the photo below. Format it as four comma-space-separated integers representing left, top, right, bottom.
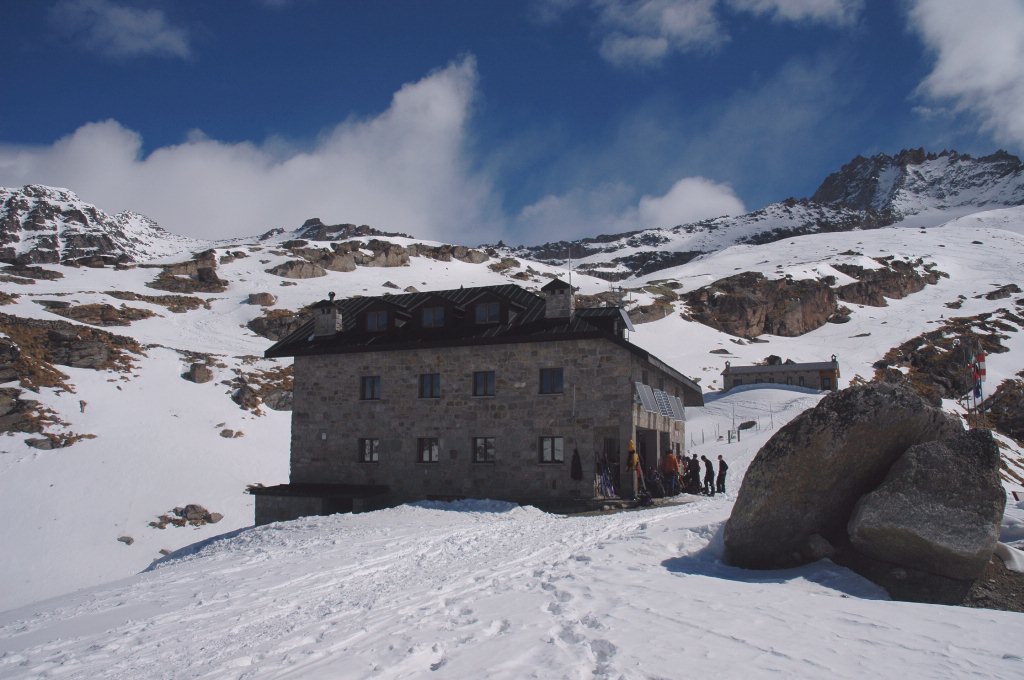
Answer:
0, 339, 20, 383
724, 383, 962, 569
263, 388, 293, 411
1, 185, 195, 265
407, 243, 489, 264
848, 430, 1005, 588
1, 265, 63, 281
873, 309, 1015, 405
266, 259, 327, 279
248, 293, 277, 306
232, 384, 260, 410
150, 504, 224, 529
627, 299, 673, 325
185, 363, 213, 384
0, 313, 143, 390
834, 259, 943, 307
147, 269, 228, 294
36, 301, 155, 326
295, 218, 410, 241
683, 272, 838, 338
106, 291, 208, 313
979, 283, 1022, 300
247, 308, 308, 341
982, 378, 1024, 444
0, 387, 43, 435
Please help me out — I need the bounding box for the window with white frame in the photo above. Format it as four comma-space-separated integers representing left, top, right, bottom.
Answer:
539, 436, 564, 463
418, 437, 440, 463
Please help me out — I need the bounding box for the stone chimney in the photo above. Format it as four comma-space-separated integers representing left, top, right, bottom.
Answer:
541, 278, 574, 319
313, 292, 342, 337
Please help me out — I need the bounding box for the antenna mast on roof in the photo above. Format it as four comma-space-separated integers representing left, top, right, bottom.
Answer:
567, 243, 573, 295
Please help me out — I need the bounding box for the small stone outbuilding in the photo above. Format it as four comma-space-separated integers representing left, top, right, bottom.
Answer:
722, 355, 840, 391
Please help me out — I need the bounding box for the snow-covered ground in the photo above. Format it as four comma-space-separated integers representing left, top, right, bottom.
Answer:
0, 387, 1022, 679
2, 204, 1024, 677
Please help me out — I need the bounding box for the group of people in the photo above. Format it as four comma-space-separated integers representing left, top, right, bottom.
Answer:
627, 441, 727, 501
660, 451, 727, 496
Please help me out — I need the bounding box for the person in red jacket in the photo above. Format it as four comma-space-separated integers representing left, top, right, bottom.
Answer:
661, 450, 680, 494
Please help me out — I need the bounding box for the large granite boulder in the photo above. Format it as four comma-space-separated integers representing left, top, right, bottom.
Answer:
724, 382, 962, 569
266, 260, 327, 279
847, 429, 1005, 596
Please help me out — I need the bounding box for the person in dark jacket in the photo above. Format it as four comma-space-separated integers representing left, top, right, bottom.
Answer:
716, 455, 729, 494
701, 455, 715, 496
689, 454, 701, 494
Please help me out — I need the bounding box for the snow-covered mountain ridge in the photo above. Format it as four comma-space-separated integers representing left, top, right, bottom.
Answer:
507, 149, 1024, 280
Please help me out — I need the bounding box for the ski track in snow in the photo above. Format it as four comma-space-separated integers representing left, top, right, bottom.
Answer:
1, 501, 1023, 679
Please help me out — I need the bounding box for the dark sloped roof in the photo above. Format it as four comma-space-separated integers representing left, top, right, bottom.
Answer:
264, 282, 702, 402
722, 360, 839, 375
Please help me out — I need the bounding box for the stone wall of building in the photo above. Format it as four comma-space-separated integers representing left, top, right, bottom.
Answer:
726, 367, 838, 391
288, 337, 687, 505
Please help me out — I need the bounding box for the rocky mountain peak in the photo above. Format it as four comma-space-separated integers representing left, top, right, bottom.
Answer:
810, 148, 1024, 216
0, 184, 200, 265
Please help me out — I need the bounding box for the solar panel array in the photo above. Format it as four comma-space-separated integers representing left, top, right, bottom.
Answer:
635, 383, 685, 422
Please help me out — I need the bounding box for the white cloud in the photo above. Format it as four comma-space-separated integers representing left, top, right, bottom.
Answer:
633, 176, 745, 225
908, 0, 1024, 147
726, 0, 862, 25
537, 0, 863, 67
0, 57, 502, 244
596, 0, 725, 67
513, 175, 744, 243
49, 0, 192, 59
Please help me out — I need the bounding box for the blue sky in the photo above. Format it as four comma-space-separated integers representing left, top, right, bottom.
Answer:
1, 0, 1022, 245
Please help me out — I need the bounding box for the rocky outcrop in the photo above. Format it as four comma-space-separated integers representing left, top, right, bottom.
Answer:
295, 217, 410, 241
873, 309, 1015, 405
0, 313, 144, 390
184, 363, 213, 384
407, 243, 489, 264
0, 338, 20, 383
834, 258, 943, 307
724, 383, 962, 569
266, 259, 327, 279
979, 284, 1022, 300
0, 387, 43, 435
846, 430, 1005, 602
36, 301, 155, 326
0, 265, 63, 281
627, 299, 674, 325
683, 272, 838, 338
981, 378, 1024, 444
247, 308, 308, 341
248, 292, 277, 306
263, 388, 293, 411
105, 291, 208, 313
150, 504, 223, 529
147, 268, 227, 294
232, 384, 260, 410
